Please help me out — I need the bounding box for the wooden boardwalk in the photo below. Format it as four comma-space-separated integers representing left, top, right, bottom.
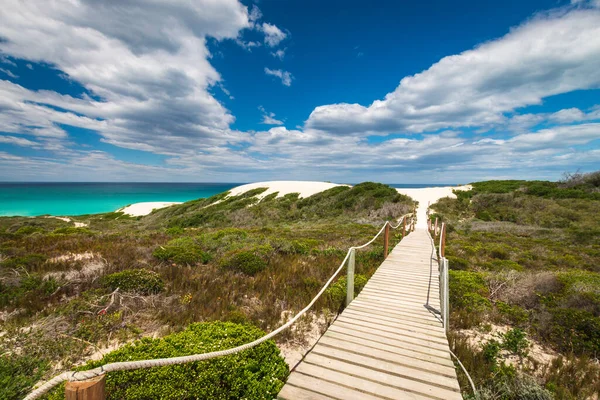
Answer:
278, 229, 462, 400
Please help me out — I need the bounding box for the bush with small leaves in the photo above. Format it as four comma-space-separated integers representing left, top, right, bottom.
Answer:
220, 245, 272, 275
153, 237, 211, 265
102, 269, 164, 295
326, 274, 368, 305
47, 322, 288, 400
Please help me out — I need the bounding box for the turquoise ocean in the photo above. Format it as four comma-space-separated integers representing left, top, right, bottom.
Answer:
0, 182, 456, 217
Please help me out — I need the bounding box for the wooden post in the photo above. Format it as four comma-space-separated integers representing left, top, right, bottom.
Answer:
441, 223, 446, 258
346, 248, 355, 306
383, 223, 390, 259
444, 258, 450, 332
434, 218, 438, 240
65, 375, 106, 400
403, 217, 407, 237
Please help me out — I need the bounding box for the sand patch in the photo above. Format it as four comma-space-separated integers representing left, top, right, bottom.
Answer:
118, 202, 182, 216
395, 185, 472, 228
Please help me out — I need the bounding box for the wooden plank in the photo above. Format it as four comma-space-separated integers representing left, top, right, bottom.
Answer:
341, 309, 447, 337
333, 318, 450, 348
309, 346, 461, 392
317, 336, 457, 376
296, 362, 432, 400
323, 330, 454, 367
304, 353, 462, 400
282, 372, 384, 400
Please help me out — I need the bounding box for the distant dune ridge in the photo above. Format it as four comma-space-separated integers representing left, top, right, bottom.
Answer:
118, 181, 471, 218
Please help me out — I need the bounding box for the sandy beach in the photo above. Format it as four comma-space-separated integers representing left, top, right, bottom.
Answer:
118, 202, 182, 216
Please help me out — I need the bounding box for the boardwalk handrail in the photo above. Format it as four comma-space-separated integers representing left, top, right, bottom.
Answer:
427, 214, 478, 397
24, 214, 414, 400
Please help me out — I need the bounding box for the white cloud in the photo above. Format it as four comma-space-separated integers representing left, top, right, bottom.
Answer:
0, 0, 258, 155
0, 68, 18, 78
236, 39, 262, 51
258, 106, 284, 125
271, 49, 285, 60
262, 23, 287, 47
0, 135, 39, 147
264, 67, 293, 86
306, 7, 600, 136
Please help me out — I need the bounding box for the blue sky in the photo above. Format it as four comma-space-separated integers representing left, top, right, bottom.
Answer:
0, 0, 599, 183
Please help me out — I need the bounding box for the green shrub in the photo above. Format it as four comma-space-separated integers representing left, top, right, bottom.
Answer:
449, 270, 490, 312
153, 237, 211, 265
0, 253, 47, 270
447, 256, 469, 270
326, 274, 368, 305
220, 245, 272, 275
102, 269, 164, 295
500, 328, 529, 358
15, 226, 44, 235
48, 322, 288, 400
52, 227, 95, 235
483, 260, 523, 271
165, 226, 185, 235
0, 354, 49, 400
496, 302, 529, 325
544, 308, 600, 355
0, 275, 59, 309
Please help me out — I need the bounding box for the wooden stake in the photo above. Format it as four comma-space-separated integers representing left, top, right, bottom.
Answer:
65, 375, 106, 400
403, 218, 407, 237
383, 223, 390, 258
441, 223, 447, 258
346, 248, 356, 306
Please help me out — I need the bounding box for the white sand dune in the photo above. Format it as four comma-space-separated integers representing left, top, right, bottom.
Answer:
118, 202, 182, 216
395, 185, 472, 228
117, 182, 471, 219
226, 181, 348, 200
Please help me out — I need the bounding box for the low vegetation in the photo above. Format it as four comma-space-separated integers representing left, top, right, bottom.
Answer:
46, 322, 288, 400
0, 182, 414, 399
431, 171, 600, 399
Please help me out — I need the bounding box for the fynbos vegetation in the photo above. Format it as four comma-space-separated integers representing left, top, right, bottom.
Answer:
0, 182, 414, 399
431, 171, 600, 399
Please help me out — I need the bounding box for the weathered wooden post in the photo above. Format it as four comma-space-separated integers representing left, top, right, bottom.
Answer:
383, 223, 390, 258
441, 223, 446, 258
403, 217, 407, 237
346, 248, 356, 306
434, 218, 438, 240
65, 375, 106, 400
444, 258, 450, 332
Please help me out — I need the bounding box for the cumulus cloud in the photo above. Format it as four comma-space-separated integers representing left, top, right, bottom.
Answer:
271, 49, 286, 60
0, 0, 255, 155
261, 23, 287, 47
0, 1, 598, 183
264, 68, 293, 86
258, 106, 284, 125
305, 7, 600, 136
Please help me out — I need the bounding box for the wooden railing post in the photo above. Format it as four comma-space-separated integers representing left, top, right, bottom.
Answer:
434, 218, 438, 240
441, 223, 446, 258
403, 217, 407, 237
444, 258, 449, 332
65, 375, 106, 400
346, 248, 356, 306
383, 223, 390, 258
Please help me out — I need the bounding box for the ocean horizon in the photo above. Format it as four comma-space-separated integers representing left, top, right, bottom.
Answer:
0, 182, 458, 217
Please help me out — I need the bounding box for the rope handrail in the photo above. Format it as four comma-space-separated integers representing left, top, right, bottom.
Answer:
24, 214, 413, 400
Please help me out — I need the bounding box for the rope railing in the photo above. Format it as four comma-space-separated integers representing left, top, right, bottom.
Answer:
24, 214, 414, 400
426, 212, 478, 398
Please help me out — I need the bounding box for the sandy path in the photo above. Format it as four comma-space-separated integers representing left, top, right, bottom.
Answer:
396, 185, 471, 228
